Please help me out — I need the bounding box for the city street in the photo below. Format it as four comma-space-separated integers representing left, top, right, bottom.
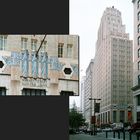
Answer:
69, 132, 138, 140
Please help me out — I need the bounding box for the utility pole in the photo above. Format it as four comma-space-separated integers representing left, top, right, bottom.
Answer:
89, 98, 101, 135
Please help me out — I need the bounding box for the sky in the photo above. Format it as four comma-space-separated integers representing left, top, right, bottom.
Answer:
69, 0, 133, 108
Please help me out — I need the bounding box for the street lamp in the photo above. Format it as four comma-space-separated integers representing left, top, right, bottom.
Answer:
89, 98, 101, 135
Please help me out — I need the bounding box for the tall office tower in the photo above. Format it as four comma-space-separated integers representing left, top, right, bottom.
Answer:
132, 0, 140, 123
83, 59, 94, 127
93, 7, 133, 124
80, 76, 86, 114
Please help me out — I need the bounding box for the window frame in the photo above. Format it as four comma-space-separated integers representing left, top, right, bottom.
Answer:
0, 87, 6, 96
138, 12, 140, 21
138, 75, 140, 85
0, 35, 7, 50
67, 44, 73, 58
138, 61, 140, 70
58, 43, 64, 58
21, 38, 28, 50
137, 94, 140, 106
31, 39, 37, 51
138, 24, 140, 33
138, 36, 140, 45
138, 0, 140, 9
41, 41, 47, 52
138, 48, 140, 58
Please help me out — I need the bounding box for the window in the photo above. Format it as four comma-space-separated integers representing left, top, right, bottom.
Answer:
41, 41, 47, 52
138, 75, 140, 85
138, 61, 140, 70
67, 44, 73, 58
0, 35, 7, 50
22, 88, 46, 96
120, 111, 125, 122
138, 12, 140, 21
138, 48, 140, 58
21, 38, 27, 50
113, 111, 117, 123
31, 39, 37, 51
137, 112, 140, 122
138, 24, 140, 33
58, 43, 63, 58
138, 0, 140, 9
138, 37, 140, 45
0, 87, 6, 96
137, 94, 140, 106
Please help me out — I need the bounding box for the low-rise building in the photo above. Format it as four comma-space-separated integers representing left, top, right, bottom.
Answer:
0, 35, 79, 95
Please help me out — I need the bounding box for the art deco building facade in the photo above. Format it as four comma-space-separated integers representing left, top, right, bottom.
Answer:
0, 35, 79, 96
132, 0, 140, 123
93, 7, 133, 124
80, 76, 86, 114
83, 59, 94, 126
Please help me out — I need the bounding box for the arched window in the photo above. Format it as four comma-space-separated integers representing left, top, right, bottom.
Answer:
138, 0, 140, 9
138, 24, 140, 33
138, 12, 140, 21
138, 36, 140, 45
138, 61, 140, 70
138, 48, 140, 57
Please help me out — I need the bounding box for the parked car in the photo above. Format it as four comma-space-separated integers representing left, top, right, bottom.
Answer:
111, 123, 123, 131
96, 128, 102, 133
102, 127, 112, 132
129, 122, 140, 133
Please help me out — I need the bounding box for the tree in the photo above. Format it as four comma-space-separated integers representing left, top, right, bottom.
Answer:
69, 107, 85, 130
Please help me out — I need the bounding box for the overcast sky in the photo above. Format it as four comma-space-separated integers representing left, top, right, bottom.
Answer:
69, 0, 133, 108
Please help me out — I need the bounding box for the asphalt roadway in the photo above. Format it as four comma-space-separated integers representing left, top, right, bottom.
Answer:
69, 131, 138, 140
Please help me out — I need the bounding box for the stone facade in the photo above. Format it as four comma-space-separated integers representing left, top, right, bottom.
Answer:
0, 35, 79, 96
132, 0, 140, 123
83, 59, 94, 127
92, 7, 133, 124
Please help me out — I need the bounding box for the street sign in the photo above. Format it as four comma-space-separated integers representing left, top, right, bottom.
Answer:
95, 103, 100, 113
91, 116, 96, 124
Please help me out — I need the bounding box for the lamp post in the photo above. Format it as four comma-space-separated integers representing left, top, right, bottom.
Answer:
89, 98, 101, 135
